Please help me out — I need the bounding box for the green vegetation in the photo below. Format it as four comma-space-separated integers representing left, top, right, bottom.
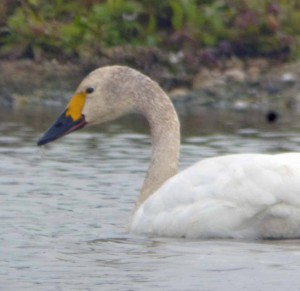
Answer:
1, 0, 300, 62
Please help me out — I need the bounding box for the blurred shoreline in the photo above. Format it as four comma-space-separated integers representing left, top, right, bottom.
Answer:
1, 56, 300, 114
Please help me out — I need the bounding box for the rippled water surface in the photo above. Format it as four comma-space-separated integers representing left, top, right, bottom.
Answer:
1, 108, 300, 290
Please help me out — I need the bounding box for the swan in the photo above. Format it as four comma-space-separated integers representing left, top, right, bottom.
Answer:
37, 65, 300, 239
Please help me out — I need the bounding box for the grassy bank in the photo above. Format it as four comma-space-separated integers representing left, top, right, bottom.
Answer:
1, 0, 300, 64
2, 0, 300, 113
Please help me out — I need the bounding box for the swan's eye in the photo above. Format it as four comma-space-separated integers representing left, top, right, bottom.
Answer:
86, 87, 94, 94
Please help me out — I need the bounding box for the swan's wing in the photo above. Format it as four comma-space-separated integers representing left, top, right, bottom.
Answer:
131, 153, 300, 238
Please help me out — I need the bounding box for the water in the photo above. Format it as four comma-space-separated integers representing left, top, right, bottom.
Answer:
1, 107, 300, 290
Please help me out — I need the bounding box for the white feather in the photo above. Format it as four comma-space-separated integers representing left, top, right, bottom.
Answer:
131, 153, 300, 239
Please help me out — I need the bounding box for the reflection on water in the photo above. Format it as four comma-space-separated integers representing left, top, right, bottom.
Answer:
1, 107, 300, 290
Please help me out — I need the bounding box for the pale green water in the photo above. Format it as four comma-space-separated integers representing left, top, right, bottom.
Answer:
1, 107, 300, 290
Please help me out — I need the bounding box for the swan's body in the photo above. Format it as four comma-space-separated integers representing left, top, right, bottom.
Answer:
132, 153, 300, 239
38, 66, 300, 239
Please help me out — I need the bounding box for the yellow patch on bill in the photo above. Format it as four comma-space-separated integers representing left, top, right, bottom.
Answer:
66, 92, 86, 121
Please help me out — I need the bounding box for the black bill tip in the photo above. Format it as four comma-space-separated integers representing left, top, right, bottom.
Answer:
37, 111, 86, 146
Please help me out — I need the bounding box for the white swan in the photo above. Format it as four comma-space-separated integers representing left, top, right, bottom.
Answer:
38, 65, 300, 239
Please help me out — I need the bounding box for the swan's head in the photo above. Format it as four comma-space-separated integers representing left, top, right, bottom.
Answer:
37, 66, 136, 146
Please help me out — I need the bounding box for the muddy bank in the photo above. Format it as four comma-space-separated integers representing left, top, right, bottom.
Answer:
1, 57, 300, 114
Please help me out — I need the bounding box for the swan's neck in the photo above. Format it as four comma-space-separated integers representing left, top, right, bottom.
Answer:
135, 87, 180, 207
